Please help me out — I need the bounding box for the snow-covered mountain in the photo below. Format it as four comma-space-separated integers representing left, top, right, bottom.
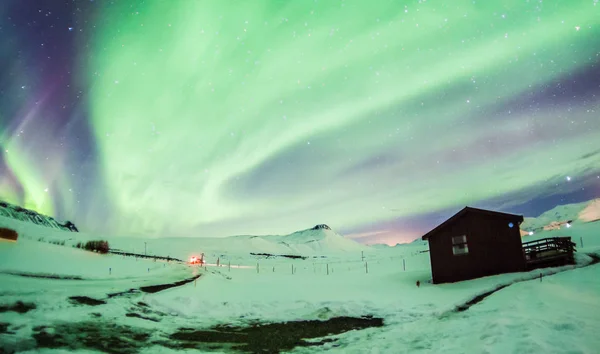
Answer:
0, 210, 366, 261
369, 243, 392, 249
230, 224, 368, 254
0, 200, 78, 232
521, 198, 600, 232
579, 199, 600, 222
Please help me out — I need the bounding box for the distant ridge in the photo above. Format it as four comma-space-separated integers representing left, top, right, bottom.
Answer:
0, 200, 78, 232
226, 224, 368, 254
311, 224, 331, 230
521, 198, 600, 233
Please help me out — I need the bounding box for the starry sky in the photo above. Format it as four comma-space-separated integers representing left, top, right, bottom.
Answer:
1, 0, 599, 244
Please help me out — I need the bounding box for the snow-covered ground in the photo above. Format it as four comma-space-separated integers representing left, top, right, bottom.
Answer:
1, 210, 600, 353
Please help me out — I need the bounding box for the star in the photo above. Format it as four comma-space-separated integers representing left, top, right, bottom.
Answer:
2, 0, 599, 245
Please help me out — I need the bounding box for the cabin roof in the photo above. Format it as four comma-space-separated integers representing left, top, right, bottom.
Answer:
422, 206, 524, 241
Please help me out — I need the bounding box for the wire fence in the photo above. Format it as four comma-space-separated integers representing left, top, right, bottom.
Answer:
201, 251, 432, 277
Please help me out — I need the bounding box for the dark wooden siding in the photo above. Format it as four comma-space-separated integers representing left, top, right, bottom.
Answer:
428, 211, 526, 284
428, 214, 473, 283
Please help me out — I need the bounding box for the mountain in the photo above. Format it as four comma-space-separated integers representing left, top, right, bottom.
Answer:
0, 210, 366, 261
521, 198, 600, 232
232, 224, 368, 254
370, 243, 391, 249
579, 199, 600, 222
0, 200, 78, 232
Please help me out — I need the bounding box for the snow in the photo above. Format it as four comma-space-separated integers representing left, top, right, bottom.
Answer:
4, 218, 367, 263
1, 204, 600, 353
522, 221, 600, 250
320, 263, 600, 354
0, 237, 183, 280
579, 198, 600, 223
521, 198, 600, 231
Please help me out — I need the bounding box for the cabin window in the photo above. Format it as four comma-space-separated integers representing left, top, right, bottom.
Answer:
452, 235, 469, 256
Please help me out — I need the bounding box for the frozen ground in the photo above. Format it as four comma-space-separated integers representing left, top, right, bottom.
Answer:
1, 215, 599, 353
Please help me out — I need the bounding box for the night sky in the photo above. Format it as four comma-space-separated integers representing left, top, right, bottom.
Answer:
1, 1, 599, 244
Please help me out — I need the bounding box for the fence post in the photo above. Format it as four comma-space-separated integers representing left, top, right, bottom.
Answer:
361, 251, 364, 261
109, 267, 111, 275
273, 266, 275, 273
403, 259, 406, 271
365, 262, 368, 274
257, 262, 259, 274
327, 264, 329, 275
580, 237, 584, 248
540, 273, 543, 282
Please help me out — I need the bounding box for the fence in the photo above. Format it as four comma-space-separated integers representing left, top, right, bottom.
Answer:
108, 250, 183, 263
224, 250, 431, 277
522, 237, 576, 270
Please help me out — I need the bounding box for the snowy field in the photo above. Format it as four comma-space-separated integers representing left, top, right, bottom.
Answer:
1, 215, 600, 353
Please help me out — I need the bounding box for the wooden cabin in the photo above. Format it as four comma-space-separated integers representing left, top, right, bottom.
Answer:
422, 207, 527, 284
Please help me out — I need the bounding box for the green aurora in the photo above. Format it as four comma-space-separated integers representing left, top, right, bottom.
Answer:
1, 0, 599, 243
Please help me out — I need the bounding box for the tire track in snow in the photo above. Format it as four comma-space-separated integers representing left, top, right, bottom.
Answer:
443, 252, 600, 316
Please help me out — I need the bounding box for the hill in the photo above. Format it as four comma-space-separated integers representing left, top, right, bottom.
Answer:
0, 212, 366, 262
0, 200, 78, 232
521, 198, 600, 232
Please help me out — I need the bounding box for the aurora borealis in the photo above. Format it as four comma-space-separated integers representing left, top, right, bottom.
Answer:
1, 1, 599, 244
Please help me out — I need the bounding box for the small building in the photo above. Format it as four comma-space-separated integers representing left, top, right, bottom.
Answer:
422, 207, 526, 284
0, 227, 18, 242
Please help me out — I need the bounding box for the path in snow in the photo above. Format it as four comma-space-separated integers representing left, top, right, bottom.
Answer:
449, 252, 600, 314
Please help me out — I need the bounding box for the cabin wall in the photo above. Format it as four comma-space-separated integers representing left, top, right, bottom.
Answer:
429, 213, 526, 284
428, 215, 473, 283
466, 214, 526, 277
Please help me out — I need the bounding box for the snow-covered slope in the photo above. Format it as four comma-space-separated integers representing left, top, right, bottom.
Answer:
0, 200, 78, 232
1, 201, 600, 353
156, 223, 369, 259
106, 224, 368, 262
370, 243, 392, 249
521, 198, 600, 232
261, 224, 367, 253
0, 212, 366, 263
579, 198, 600, 223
